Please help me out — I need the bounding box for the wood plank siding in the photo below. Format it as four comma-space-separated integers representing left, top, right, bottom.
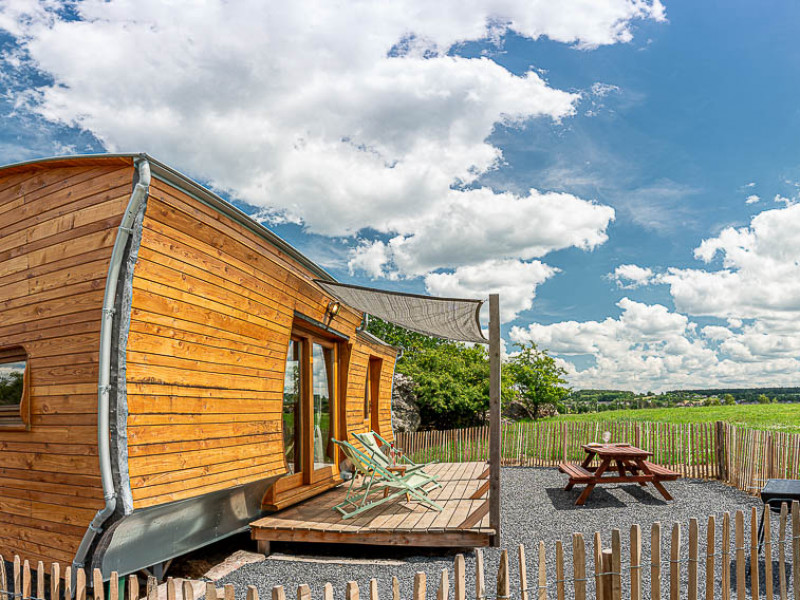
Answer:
0, 155, 398, 569
127, 177, 397, 509
0, 160, 135, 565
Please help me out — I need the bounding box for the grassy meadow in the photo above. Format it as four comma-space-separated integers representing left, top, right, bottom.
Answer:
546, 403, 800, 433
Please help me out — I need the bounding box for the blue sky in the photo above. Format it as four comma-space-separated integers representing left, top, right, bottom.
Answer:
2, 0, 799, 391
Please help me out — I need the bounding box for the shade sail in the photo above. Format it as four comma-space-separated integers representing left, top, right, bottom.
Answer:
315, 280, 487, 343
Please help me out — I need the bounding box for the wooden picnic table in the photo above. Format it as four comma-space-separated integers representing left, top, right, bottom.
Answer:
558, 443, 680, 506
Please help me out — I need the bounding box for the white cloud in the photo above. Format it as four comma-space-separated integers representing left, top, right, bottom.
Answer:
349, 187, 614, 277
775, 194, 796, 206
659, 202, 800, 320
590, 82, 621, 97
511, 297, 800, 391
745, 194, 760, 204
425, 259, 558, 323
610, 263, 653, 288
2, 0, 659, 318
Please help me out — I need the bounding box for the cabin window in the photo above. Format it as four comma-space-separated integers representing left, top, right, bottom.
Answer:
0, 347, 29, 428
363, 364, 371, 420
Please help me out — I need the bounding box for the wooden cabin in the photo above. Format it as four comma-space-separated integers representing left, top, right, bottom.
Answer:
0, 154, 397, 577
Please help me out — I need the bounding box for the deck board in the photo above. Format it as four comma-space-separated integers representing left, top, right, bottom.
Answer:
250, 462, 494, 547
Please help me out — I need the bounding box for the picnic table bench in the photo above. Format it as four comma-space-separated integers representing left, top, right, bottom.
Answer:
558, 443, 680, 506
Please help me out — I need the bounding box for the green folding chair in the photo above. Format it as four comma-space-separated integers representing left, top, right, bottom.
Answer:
332, 438, 443, 519
352, 431, 440, 488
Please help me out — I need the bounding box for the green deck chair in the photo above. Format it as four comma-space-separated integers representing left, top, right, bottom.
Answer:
352, 431, 441, 488
332, 438, 443, 519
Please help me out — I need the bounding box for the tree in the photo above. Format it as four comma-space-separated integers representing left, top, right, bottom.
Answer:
722, 393, 736, 406
367, 317, 513, 429
398, 343, 508, 429
505, 342, 570, 420
757, 393, 771, 404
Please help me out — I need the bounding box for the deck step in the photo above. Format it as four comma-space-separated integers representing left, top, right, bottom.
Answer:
558, 462, 593, 482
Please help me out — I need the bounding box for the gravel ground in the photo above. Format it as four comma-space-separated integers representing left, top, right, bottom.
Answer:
219, 468, 769, 599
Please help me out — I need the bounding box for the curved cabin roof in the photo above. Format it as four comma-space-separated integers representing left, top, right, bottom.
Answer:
0, 152, 335, 283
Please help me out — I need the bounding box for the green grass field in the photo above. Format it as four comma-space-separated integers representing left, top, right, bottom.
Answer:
546, 404, 800, 433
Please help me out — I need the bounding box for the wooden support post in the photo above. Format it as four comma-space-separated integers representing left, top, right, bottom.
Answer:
488, 293, 501, 547
257, 540, 271, 556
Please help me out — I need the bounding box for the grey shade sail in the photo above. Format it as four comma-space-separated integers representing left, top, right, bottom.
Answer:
315, 280, 487, 344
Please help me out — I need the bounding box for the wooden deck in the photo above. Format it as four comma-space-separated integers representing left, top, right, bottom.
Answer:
250, 462, 494, 548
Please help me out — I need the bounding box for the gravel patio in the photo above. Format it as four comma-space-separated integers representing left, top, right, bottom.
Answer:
217, 467, 769, 599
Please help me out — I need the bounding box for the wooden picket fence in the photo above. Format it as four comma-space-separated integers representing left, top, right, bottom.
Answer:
395, 421, 800, 496
1, 503, 797, 600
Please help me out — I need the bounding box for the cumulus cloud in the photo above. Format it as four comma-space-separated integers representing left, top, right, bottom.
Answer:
659, 202, 800, 320
349, 187, 614, 277
745, 194, 760, 204
425, 259, 558, 323
511, 298, 800, 391
1, 0, 662, 324
610, 264, 653, 288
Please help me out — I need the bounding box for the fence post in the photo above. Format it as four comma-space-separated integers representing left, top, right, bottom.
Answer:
518, 545, 528, 600
248, 587, 260, 600
538, 541, 546, 600
688, 519, 698, 600
298, 584, 311, 600
630, 525, 641, 600
611, 530, 621, 600
414, 572, 426, 600
715, 421, 726, 481
670, 523, 681, 600
93, 570, 104, 600
455, 555, 466, 600
780, 503, 789, 600
651, 523, 662, 600
705, 516, 715, 600
63, 567, 72, 600
371, 579, 380, 600
750, 507, 760, 600
594, 533, 604, 600
497, 550, 510, 600
722, 513, 731, 600
392, 578, 400, 600
764, 507, 773, 600
51, 562, 61, 600
37, 562, 45, 600
273, 585, 286, 600
556, 541, 566, 600
437, 570, 448, 600
573, 533, 586, 600
735, 510, 745, 600
476, 548, 486, 600
348, 581, 361, 600
600, 550, 613, 600
185, 581, 195, 600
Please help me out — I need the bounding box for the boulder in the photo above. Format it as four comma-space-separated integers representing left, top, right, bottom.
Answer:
391, 372, 421, 432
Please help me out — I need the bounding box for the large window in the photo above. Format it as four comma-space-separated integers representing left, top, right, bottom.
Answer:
0, 347, 29, 428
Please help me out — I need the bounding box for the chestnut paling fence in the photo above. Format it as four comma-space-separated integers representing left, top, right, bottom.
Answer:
395, 421, 799, 496
1, 504, 798, 600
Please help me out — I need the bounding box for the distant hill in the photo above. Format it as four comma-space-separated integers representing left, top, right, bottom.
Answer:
566, 387, 800, 408
664, 387, 800, 403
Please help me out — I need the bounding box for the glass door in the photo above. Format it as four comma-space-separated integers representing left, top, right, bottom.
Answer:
312, 343, 335, 470
280, 330, 339, 489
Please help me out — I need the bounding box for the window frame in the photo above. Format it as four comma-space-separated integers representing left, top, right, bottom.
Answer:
0, 346, 31, 431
